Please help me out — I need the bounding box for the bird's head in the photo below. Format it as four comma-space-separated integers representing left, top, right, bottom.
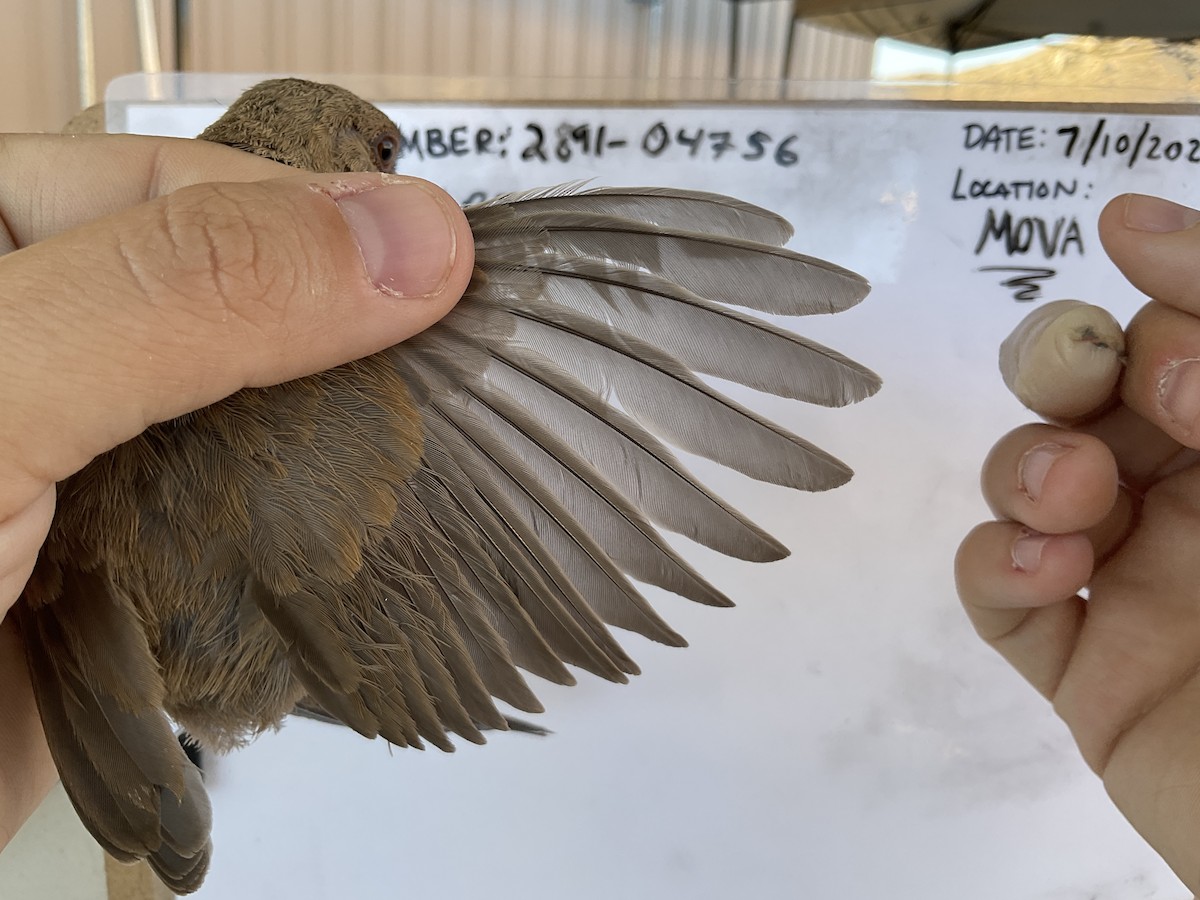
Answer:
198, 78, 401, 174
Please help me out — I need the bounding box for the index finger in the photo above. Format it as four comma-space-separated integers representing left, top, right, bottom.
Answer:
0, 133, 294, 253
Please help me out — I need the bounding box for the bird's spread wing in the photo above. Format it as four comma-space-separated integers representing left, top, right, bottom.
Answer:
22, 185, 877, 881
268, 185, 879, 746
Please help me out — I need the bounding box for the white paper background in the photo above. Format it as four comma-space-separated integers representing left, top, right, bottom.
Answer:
116, 94, 1200, 898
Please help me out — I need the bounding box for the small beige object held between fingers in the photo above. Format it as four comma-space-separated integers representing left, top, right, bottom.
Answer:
999, 299, 1125, 422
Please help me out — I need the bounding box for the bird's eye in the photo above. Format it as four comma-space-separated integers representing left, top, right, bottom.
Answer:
375, 135, 398, 172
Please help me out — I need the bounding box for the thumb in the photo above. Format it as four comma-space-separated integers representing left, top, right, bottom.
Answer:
0, 171, 472, 495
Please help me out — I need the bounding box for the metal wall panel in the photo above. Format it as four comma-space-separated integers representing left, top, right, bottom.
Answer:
183, 0, 872, 92
0, 0, 174, 132
0, 0, 873, 138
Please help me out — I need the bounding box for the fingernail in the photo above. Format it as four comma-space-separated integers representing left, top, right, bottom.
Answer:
1123, 194, 1200, 233
1158, 358, 1200, 428
1018, 442, 1068, 503
334, 180, 456, 297
1011, 530, 1048, 573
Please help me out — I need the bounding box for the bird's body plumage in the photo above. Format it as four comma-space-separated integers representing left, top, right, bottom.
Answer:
17, 79, 879, 893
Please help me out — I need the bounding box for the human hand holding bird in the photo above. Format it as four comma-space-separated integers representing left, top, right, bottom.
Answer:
5, 79, 878, 892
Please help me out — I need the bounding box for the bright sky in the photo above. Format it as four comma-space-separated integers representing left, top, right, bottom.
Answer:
871, 35, 1054, 79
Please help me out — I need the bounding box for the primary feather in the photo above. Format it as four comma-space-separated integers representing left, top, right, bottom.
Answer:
19, 78, 880, 892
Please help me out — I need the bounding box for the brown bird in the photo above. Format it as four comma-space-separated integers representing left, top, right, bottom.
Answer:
17, 78, 879, 893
